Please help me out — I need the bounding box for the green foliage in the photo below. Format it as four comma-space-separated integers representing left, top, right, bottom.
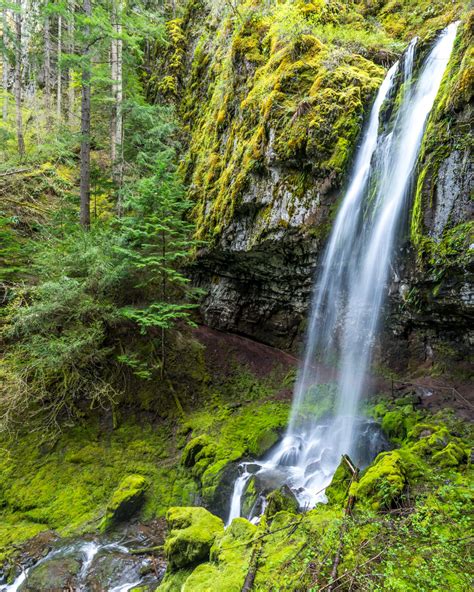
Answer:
117, 156, 201, 336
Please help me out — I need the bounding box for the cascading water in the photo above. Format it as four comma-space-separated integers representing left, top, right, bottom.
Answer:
227, 23, 459, 525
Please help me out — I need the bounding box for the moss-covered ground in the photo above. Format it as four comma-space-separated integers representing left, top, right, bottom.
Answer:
0, 329, 293, 568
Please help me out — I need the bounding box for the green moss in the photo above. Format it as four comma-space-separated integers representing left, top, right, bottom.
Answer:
432, 441, 468, 467
0, 418, 196, 566
326, 457, 353, 506
265, 486, 299, 518
351, 451, 407, 510
181, 400, 288, 504
100, 474, 149, 532
164, 506, 224, 570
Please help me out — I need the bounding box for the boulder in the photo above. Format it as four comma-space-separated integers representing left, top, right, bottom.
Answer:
432, 441, 468, 468
350, 451, 406, 510
101, 474, 148, 531
265, 485, 299, 518
19, 556, 81, 591
164, 507, 224, 570
325, 457, 353, 506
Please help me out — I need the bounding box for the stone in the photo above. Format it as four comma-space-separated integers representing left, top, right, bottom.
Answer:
19, 556, 81, 591
265, 485, 299, 518
164, 507, 224, 570
100, 474, 149, 531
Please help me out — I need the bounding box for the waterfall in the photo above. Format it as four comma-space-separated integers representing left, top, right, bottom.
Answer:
226, 23, 459, 524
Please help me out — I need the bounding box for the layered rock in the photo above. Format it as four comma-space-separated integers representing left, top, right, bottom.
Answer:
154, 1, 472, 367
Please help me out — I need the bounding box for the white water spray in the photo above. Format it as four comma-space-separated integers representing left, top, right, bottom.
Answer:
227, 23, 459, 524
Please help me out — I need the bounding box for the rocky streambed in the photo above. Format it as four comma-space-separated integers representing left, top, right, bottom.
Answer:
0, 521, 166, 592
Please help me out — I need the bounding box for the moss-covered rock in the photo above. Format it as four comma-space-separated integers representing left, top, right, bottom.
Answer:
350, 450, 407, 510
100, 475, 149, 532
326, 456, 354, 506
432, 441, 469, 467
19, 556, 81, 591
265, 485, 299, 518
164, 507, 224, 570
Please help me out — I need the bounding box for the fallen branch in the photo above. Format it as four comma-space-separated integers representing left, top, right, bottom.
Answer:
0, 167, 33, 177
128, 545, 163, 555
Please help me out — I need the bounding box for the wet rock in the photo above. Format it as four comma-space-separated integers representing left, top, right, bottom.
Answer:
254, 467, 287, 493
85, 550, 150, 591
265, 485, 299, 518
164, 507, 224, 570
325, 458, 354, 506
101, 474, 149, 531
19, 556, 81, 591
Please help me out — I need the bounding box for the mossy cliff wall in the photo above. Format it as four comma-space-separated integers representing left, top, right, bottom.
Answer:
384, 12, 473, 374
154, 1, 470, 363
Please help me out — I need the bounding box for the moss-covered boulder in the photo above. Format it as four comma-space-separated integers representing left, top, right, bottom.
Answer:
164, 507, 224, 570
19, 556, 81, 591
265, 485, 299, 518
100, 474, 148, 531
350, 451, 407, 510
432, 441, 469, 467
326, 457, 354, 506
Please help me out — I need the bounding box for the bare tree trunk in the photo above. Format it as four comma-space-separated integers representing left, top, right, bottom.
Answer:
14, 0, 25, 157
79, 0, 91, 228
110, 6, 117, 167
111, 0, 123, 187
2, 8, 9, 121
67, 0, 75, 126
56, 14, 62, 120
44, 13, 52, 129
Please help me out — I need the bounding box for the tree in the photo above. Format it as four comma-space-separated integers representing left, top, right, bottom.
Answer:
43, 6, 52, 128
117, 154, 201, 377
110, 0, 123, 188
1, 5, 8, 121
67, 0, 75, 125
79, 0, 91, 228
56, 12, 61, 119
13, 0, 24, 156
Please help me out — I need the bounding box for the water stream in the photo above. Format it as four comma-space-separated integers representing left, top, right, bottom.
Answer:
1, 539, 161, 592
227, 23, 459, 525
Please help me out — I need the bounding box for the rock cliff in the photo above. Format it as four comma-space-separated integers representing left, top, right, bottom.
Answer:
153, 0, 472, 370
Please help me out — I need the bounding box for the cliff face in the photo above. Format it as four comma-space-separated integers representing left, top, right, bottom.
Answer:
155, 0, 472, 368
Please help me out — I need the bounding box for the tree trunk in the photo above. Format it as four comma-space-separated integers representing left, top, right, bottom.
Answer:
44, 13, 52, 128
67, 0, 75, 125
111, 0, 123, 187
79, 0, 91, 229
14, 0, 25, 157
110, 6, 117, 167
56, 14, 62, 120
2, 8, 8, 121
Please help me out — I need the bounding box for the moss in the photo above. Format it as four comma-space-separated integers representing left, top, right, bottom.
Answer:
177, 518, 257, 591
181, 400, 288, 505
381, 407, 418, 441
326, 457, 353, 506
265, 485, 299, 518
432, 441, 468, 467
351, 450, 407, 510
0, 418, 196, 567
164, 506, 224, 570
241, 476, 258, 517
100, 474, 149, 532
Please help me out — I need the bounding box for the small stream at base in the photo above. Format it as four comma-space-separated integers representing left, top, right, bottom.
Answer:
1, 537, 164, 592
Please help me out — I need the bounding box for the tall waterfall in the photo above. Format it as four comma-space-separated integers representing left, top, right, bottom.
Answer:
227, 23, 459, 524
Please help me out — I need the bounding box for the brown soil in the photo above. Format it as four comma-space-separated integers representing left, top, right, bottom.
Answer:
193, 325, 474, 421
